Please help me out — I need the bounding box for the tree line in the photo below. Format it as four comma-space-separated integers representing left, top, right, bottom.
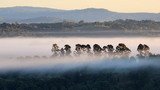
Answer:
0, 19, 160, 36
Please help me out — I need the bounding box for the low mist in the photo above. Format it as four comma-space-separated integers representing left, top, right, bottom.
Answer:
0, 56, 160, 74
0, 37, 160, 74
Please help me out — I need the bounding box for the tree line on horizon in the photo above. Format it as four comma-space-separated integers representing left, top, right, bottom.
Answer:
0, 19, 160, 36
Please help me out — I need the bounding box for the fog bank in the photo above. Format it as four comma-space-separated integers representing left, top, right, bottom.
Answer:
0, 56, 160, 73
0, 37, 160, 59
0, 37, 160, 73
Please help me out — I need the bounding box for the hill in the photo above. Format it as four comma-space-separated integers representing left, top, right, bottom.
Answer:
0, 6, 160, 23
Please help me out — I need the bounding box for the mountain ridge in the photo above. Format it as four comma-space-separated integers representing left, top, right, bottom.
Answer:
0, 6, 160, 23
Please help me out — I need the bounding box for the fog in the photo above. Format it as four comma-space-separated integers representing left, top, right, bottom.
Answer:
0, 37, 160, 58
0, 57, 160, 73
0, 37, 160, 73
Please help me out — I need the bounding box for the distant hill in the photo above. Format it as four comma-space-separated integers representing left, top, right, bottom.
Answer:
0, 6, 160, 23
17, 17, 64, 23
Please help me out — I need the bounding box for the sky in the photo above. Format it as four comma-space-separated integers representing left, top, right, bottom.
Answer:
0, 0, 160, 13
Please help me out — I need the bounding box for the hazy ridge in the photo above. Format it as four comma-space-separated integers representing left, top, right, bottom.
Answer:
0, 6, 160, 23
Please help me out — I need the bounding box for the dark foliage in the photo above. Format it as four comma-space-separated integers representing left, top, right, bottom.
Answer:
0, 67, 160, 90
0, 19, 160, 37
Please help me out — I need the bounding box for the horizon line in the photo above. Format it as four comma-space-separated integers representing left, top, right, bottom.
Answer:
0, 6, 159, 14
